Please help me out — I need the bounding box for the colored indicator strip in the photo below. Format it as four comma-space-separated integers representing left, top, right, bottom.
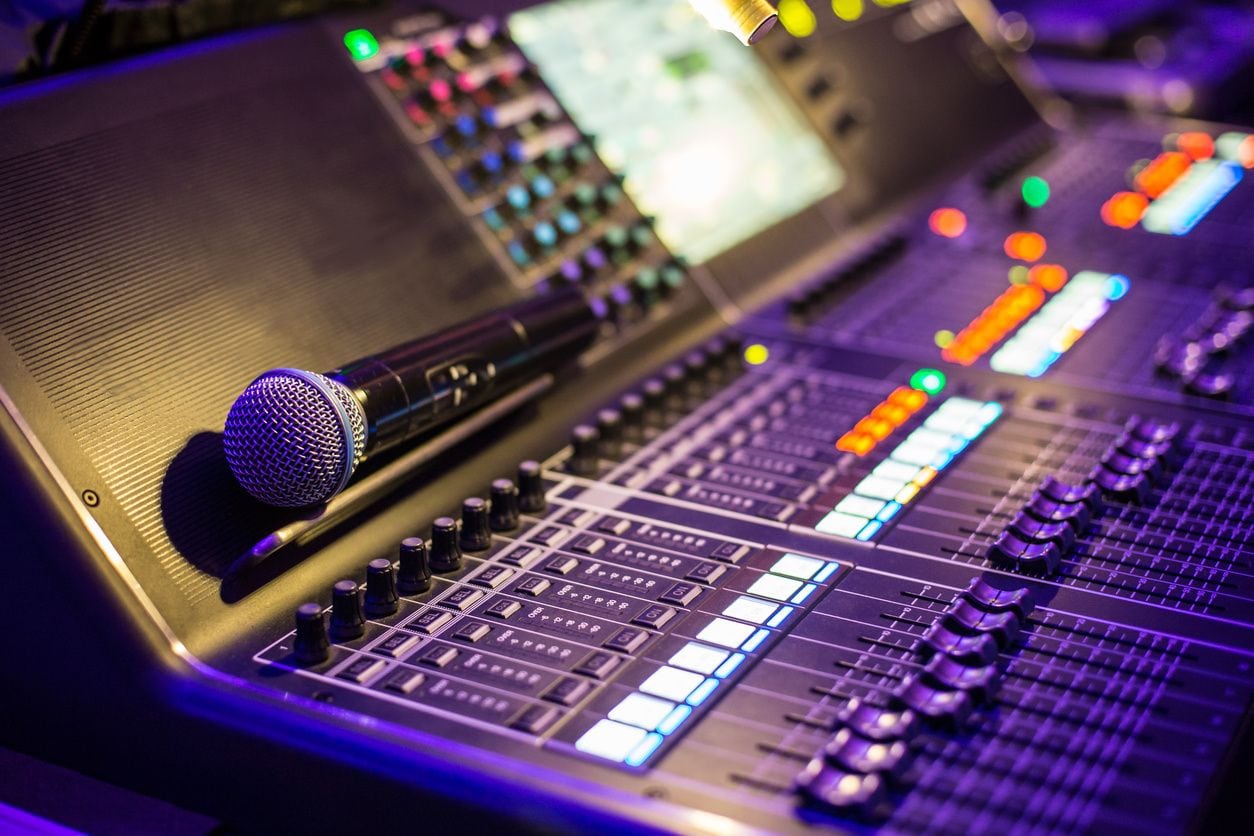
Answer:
989, 271, 1126, 377
836, 387, 928, 455
816, 397, 1002, 541
1141, 160, 1243, 236
942, 282, 1046, 366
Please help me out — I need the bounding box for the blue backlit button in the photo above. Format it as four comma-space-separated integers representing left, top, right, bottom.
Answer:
608, 692, 675, 731
961, 578, 1034, 620
941, 599, 1019, 649
685, 562, 726, 584
507, 240, 530, 267
533, 221, 558, 249
531, 174, 556, 199
575, 719, 649, 762
746, 573, 803, 602
506, 184, 531, 212
823, 727, 910, 778
834, 699, 919, 742
511, 704, 559, 735
890, 674, 973, 731
575, 651, 621, 680
921, 654, 1001, 704
604, 627, 648, 654
696, 618, 756, 649
668, 642, 730, 676
769, 553, 825, 580
918, 620, 998, 667
454, 114, 478, 137
482, 207, 506, 231
543, 676, 591, 707
658, 582, 700, 607
1088, 463, 1151, 504
556, 210, 582, 235
633, 605, 677, 630
794, 758, 885, 817
657, 705, 692, 735
986, 529, 1062, 576
625, 732, 665, 767
721, 596, 778, 625
639, 666, 704, 702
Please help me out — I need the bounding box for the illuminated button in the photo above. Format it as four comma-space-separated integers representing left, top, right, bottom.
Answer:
657, 705, 692, 735
722, 596, 778, 625
871, 460, 919, 482
696, 617, 757, 649
928, 207, 967, 238
609, 692, 676, 730
887, 387, 928, 412
669, 642, 730, 675
483, 207, 505, 230
912, 467, 938, 487
556, 210, 581, 234
343, 29, 379, 61
741, 628, 770, 652
625, 732, 665, 767
506, 185, 531, 211
639, 666, 704, 702
575, 719, 649, 762
507, 241, 530, 266
875, 501, 902, 522
816, 511, 870, 538
895, 484, 920, 504
854, 417, 893, 441
745, 574, 804, 602
714, 652, 746, 678
531, 175, 556, 198
770, 553, 824, 580
835, 432, 875, 456
686, 678, 719, 706
533, 221, 558, 248
854, 475, 910, 500
833, 494, 885, 519
871, 403, 909, 425
855, 521, 882, 541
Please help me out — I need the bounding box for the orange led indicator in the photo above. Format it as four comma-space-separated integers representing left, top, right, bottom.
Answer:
836, 432, 875, 456
887, 387, 928, 413
1100, 191, 1149, 229
1003, 231, 1047, 262
1029, 264, 1068, 292
1176, 132, 1215, 161
856, 417, 894, 441
872, 403, 910, 425
928, 207, 968, 239
1134, 152, 1191, 198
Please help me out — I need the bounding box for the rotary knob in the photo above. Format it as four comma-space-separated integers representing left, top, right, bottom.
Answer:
518, 460, 546, 513
364, 558, 399, 618
293, 603, 329, 666
430, 517, 463, 573
489, 479, 520, 531
567, 424, 600, 476
459, 497, 492, 551
397, 537, 432, 595
329, 580, 365, 641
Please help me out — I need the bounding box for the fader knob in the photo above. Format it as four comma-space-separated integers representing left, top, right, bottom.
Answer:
596, 409, 623, 459
459, 497, 492, 551
567, 424, 600, 476
489, 479, 520, 531
429, 517, 463, 573
518, 460, 546, 513
293, 603, 329, 666
397, 537, 432, 595
364, 558, 399, 617
329, 580, 365, 641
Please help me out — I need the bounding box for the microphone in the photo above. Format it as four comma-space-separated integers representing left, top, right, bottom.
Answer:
223, 286, 601, 507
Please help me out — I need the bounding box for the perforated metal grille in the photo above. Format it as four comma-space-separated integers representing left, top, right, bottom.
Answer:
223, 371, 367, 507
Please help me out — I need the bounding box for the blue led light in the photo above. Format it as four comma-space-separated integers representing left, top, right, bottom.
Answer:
1142, 160, 1242, 236
482, 207, 505, 230
507, 140, 526, 161
506, 185, 531, 210
875, 501, 902, 523
978, 402, 1004, 426
741, 628, 771, 652
855, 520, 883, 541
480, 151, 502, 174
766, 607, 793, 628
534, 222, 558, 248
1104, 274, 1130, 301
686, 678, 719, 707
715, 652, 746, 678
531, 174, 556, 198
455, 115, 477, 137
625, 732, 665, 767
557, 210, 581, 234
507, 241, 530, 266
482, 108, 500, 128
789, 584, 818, 605
930, 450, 955, 470
813, 563, 839, 583
657, 705, 692, 735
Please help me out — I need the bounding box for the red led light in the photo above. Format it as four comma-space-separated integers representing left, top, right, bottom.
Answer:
429, 78, 452, 103
1003, 231, 1047, 263
1101, 191, 1149, 229
1176, 132, 1215, 161
928, 207, 968, 239
1028, 264, 1068, 292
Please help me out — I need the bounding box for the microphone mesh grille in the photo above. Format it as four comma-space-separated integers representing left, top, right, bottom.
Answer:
223, 370, 367, 507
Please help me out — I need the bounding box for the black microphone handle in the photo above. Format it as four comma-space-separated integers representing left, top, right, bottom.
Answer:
328, 286, 600, 458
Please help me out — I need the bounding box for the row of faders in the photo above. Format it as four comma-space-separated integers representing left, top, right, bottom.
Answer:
344, 14, 691, 327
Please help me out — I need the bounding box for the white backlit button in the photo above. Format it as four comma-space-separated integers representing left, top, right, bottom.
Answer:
850, 476, 907, 501
721, 595, 778, 625
575, 719, 648, 762
833, 495, 886, 520
696, 617, 757, 649
815, 511, 868, 538
770, 553, 825, 580
608, 692, 676, 731
746, 574, 803, 602
871, 460, 919, 482
668, 642, 730, 675
639, 666, 705, 702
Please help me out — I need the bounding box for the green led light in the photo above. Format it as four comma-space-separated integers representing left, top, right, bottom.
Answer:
1021, 176, 1050, 208
344, 29, 379, 61
910, 368, 946, 395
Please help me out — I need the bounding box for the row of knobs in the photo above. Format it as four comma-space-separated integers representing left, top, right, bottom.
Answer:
786, 235, 907, 322
292, 461, 549, 665
565, 336, 745, 477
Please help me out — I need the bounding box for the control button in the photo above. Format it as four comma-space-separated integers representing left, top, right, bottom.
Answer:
1089, 463, 1151, 503
470, 565, 514, 589
485, 599, 521, 619
430, 517, 463, 572
555, 507, 595, 528
597, 409, 623, 459
710, 542, 750, 563
1037, 475, 1102, 508
510, 704, 559, 735
960, 578, 1034, 620
459, 497, 492, 552
543, 555, 579, 575
986, 529, 1062, 575
638, 666, 704, 701
408, 609, 453, 634
1114, 433, 1175, 463
921, 654, 1001, 704
685, 562, 726, 585
1008, 511, 1076, 553
794, 759, 885, 817
1129, 417, 1180, 444
575, 650, 622, 679
633, 605, 678, 630
604, 627, 648, 654
501, 545, 542, 569
517, 577, 551, 596
891, 674, 973, 731
373, 631, 421, 659
918, 621, 999, 666
530, 526, 570, 548
941, 599, 1020, 649
619, 394, 645, 442
382, 668, 425, 694
518, 460, 547, 513
1023, 493, 1092, 532
823, 727, 909, 778
294, 603, 329, 665
569, 535, 606, 555
364, 559, 400, 618
418, 645, 459, 668
658, 582, 700, 607
329, 580, 365, 641
834, 699, 918, 742
451, 620, 491, 643
397, 537, 432, 595
440, 587, 485, 612
1100, 449, 1162, 482
489, 479, 521, 531
337, 656, 386, 684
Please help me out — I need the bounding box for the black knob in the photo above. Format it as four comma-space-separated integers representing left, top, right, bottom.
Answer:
460, 497, 492, 551
596, 409, 623, 459
363, 558, 399, 618
619, 393, 645, 442
397, 537, 432, 595
683, 351, 709, 397
641, 378, 666, 426
430, 517, 463, 572
662, 364, 687, 409
567, 424, 600, 476
489, 479, 520, 530
329, 580, 365, 641
518, 460, 546, 513
293, 603, 329, 665
703, 339, 728, 386
722, 333, 744, 376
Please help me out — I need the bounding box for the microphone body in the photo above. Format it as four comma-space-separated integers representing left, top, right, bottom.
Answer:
224, 287, 600, 507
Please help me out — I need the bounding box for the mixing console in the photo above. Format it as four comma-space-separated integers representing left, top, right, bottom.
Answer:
0, 0, 1250, 833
